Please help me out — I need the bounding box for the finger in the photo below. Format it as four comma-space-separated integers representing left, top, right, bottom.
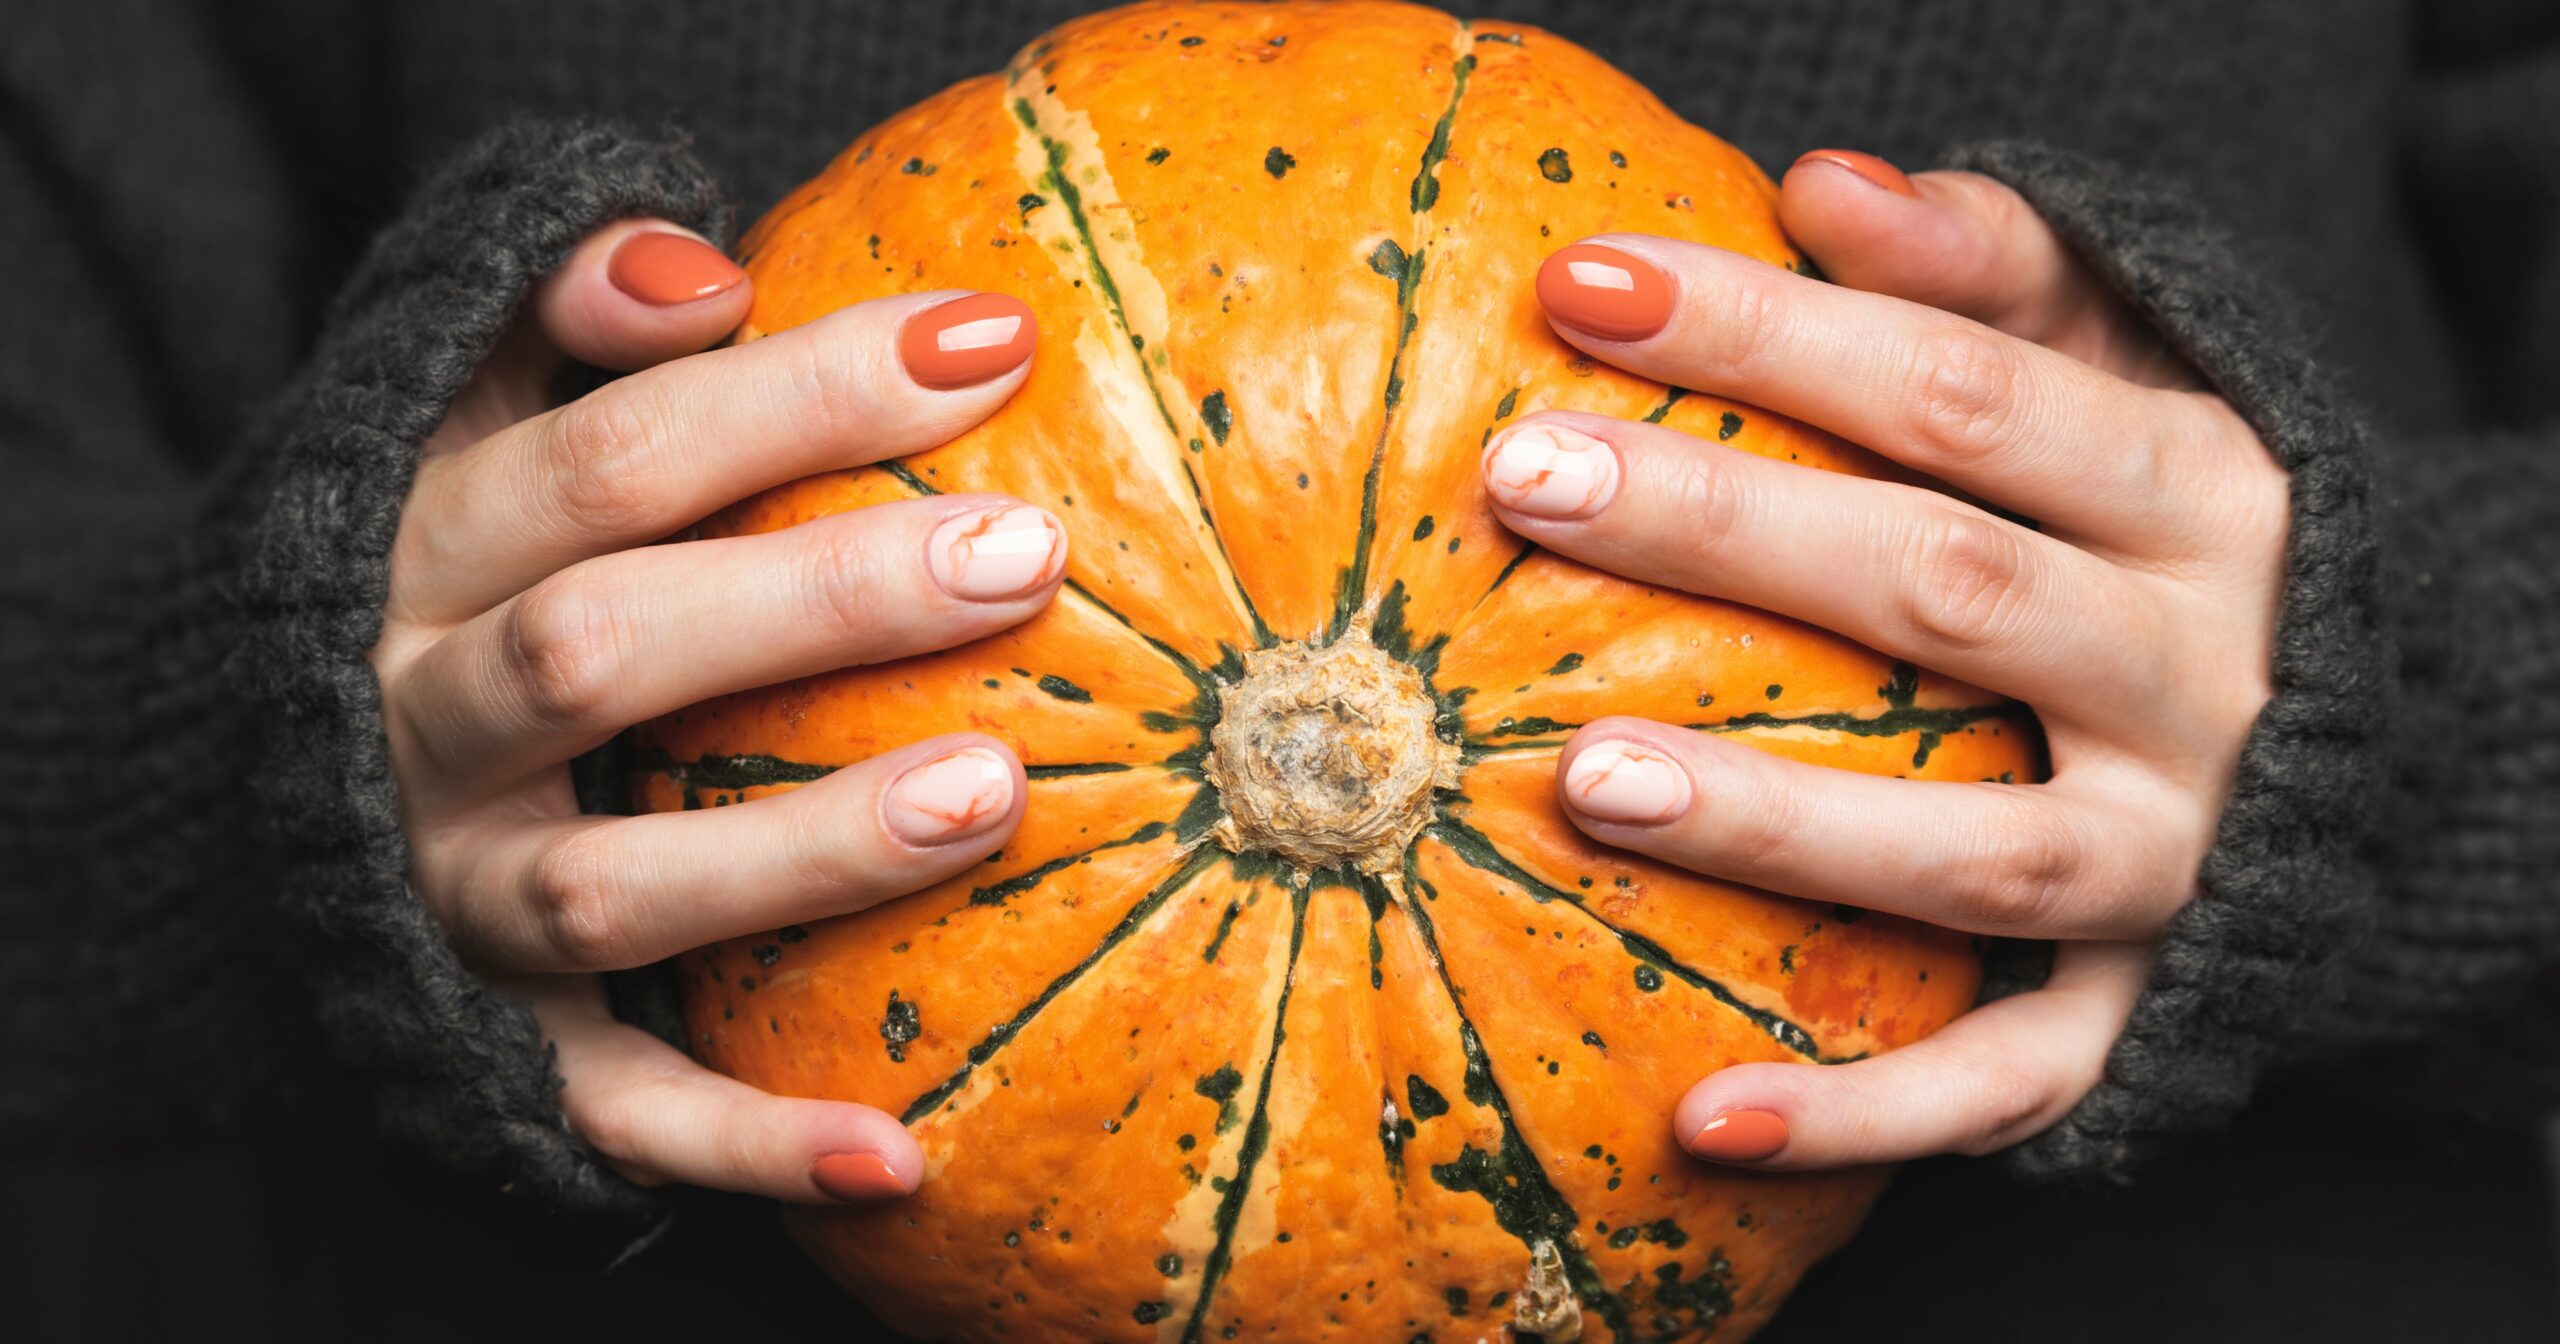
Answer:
1481, 411, 2163, 717
424, 220, 750, 458
1553, 721, 2191, 940
1777, 152, 2200, 390
1668, 941, 2149, 1169
428, 734, 1024, 972
394, 288, 1036, 623
527, 977, 925, 1203
1531, 233, 2226, 551
528, 219, 751, 373
392, 494, 1064, 788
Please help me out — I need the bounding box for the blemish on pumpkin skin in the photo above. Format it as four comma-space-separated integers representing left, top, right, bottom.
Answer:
1264, 146, 1297, 178
1538, 148, 1573, 182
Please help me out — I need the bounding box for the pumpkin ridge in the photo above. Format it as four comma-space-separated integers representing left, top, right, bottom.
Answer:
1334, 17, 1477, 641
1001, 80, 1272, 650
1425, 815, 1835, 1063
1394, 861, 1636, 1342
899, 846, 1223, 1126
1173, 877, 1312, 1344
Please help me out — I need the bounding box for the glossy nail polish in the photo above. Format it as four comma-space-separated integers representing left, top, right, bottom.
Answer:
1791, 149, 1918, 198
883, 747, 1016, 846
1482, 423, 1620, 520
899, 292, 1037, 389
1535, 242, 1674, 341
925, 503, 1066, 601
1686, 1109, 1789, 1162
811, 1151, 907, 1202
1562, 739, 1692, 824
606, 231, 746, 305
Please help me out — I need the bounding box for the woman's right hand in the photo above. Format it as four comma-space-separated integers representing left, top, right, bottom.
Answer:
368, 218, 1061, 1205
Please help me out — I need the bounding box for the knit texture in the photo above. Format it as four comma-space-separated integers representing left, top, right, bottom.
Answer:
228, 119, 727, 1224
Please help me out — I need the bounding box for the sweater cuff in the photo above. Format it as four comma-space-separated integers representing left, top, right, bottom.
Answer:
231, 118, 729, 1228
1936, 141, 2398, 1181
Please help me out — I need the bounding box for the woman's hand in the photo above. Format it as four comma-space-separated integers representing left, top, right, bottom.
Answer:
1488, 150, 2287, 1168
370, 219, 1060, 1203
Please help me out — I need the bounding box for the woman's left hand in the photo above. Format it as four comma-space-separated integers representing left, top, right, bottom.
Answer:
1484, 149, 2288, 1169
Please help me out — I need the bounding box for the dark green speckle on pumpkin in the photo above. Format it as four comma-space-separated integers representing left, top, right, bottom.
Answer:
1264, 146, 1296, 178
1538, 148, 1572, 182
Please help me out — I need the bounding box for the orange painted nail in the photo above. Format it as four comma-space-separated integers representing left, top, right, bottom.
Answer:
811, 1151, 907, 1202
1686, 1109, 1789, 1162
1791, 149, 1918, 198
899, 292, 1037, 389
1535, 243, 1674, 341
606, 231, 745, 305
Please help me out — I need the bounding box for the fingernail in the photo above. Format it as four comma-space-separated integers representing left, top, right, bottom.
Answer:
883, 746, 1016, 846
925, 503, 1066, 601
606, 231, 745, 305
1791, 149, 1918, 198
899, 292, 1037, 389
811, 1151, 907, 1202
1482, 422, 1620, 520
1535, 242, 1674, 341
1562, 739, 1692, 825
1686, 1109, 1789, 1162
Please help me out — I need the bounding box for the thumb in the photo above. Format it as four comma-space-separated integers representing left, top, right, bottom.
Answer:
1778, 149, 2199, 390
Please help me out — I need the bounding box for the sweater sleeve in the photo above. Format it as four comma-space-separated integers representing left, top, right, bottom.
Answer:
0, 110, 730, 1229
1935, 140, 2560, 1181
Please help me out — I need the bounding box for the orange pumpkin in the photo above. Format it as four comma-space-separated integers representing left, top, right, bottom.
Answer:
632, 2, 2041, 1339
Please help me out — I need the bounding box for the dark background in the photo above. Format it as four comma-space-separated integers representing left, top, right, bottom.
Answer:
9, 1069, 2554, 1340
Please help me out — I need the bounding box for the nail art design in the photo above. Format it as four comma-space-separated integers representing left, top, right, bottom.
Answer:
1562, 739, 1693, 824
899, 292, 1037, 388
1482, 423, 1621, 520
811, 1151, 907, 1202
925, 504, 1066, 601
1535, 242, 1675, 340
1685, 1109, 1790, 1162
607, 231, 746, 306
884, 747, 1015, 846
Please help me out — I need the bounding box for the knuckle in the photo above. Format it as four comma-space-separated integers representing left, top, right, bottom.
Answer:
1696, 271, 1793, 382
1908, 326, 2027, 464
1715, 767, 1807, 875
527, 829, 631, 968
1662, 451, 1749, 556
1954, 800, 2084, 932
537, 385, 672, 539
504, 577, 625, 733
799, 519, 898, 646
1902, 508, 2028, 650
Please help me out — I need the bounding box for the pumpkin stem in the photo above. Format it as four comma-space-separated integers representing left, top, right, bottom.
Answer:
1200, 628, 1460, 877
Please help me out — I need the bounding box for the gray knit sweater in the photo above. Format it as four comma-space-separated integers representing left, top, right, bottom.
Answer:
3, 0, 2555, 1332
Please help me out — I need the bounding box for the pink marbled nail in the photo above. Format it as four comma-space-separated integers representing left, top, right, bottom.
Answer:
1562, 739, 1693, 825
925, 503, 1065, 601
1482, 422, 1621, 520
883, 747, 1016, 846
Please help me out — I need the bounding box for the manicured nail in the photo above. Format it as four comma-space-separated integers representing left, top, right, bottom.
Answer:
925, 503, 1065, 601
1791, 149, 1918, 198
606, 231, 745, 305
1686, 1109, 1789, 1162
1562, 739, 1692, 825
899, 292, 1037, 389
883, 746, 1015, 846
811, 1151, 907, 1202
1535, 242, 1674, 341
1483, 423, 1620, 520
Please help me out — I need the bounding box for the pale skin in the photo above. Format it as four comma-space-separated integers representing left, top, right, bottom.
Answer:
381, 151, 2284, 1199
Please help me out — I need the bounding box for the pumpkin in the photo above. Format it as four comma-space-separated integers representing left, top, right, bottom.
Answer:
630, 2, 2042, 1339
